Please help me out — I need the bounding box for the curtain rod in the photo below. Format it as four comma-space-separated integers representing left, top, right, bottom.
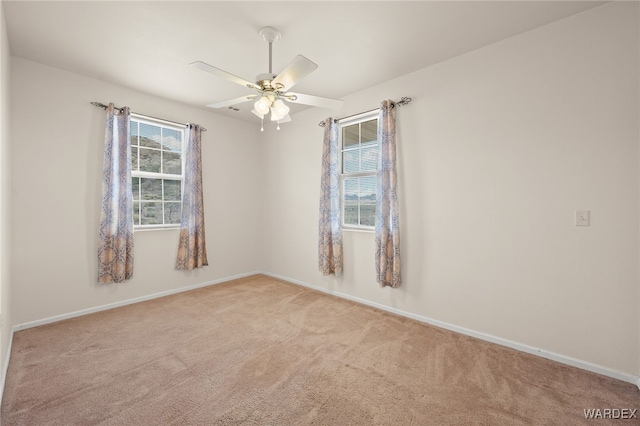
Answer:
318, 97, 412, 127
91, 102, 207, 132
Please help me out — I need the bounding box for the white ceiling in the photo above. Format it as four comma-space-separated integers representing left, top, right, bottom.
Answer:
3, 1, 606, 123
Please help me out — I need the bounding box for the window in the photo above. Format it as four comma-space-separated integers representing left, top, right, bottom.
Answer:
130, 115, 184, 228
340, 112, 378, 229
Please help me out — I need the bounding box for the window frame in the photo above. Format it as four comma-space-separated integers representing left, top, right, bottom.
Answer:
130, 113, 186, 230
339, 110, 379, 231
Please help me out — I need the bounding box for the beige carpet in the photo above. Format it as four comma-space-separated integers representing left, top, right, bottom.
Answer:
1, 274, 638, 425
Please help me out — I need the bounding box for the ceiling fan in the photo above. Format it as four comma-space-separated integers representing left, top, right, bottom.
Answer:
191, 26, 343, 130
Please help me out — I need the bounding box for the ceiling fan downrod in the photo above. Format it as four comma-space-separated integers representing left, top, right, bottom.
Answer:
259, 26, 281, 76
253, 26, 290, 124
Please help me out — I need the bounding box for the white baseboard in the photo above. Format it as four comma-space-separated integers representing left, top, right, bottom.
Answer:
260, 271, 640, 388
12, 271, 260, 332
4, 269, 639, 392
2, 271, 257, 404
0, 325, 14, 408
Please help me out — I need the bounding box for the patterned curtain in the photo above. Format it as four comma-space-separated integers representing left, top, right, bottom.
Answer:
318, 117, 343, 275
375, 100, 401, 288
98, 104, 134, 283
176, 124, 208, 270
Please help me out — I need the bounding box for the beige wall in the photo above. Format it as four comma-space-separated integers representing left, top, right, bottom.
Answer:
10, 58, 263, 326
0, 1, 11, 381
261, 2, 640, 376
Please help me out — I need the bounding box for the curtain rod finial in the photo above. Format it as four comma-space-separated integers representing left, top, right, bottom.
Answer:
91, 101, 109, 110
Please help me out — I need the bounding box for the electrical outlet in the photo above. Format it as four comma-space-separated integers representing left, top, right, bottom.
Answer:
575, 210, 590, 226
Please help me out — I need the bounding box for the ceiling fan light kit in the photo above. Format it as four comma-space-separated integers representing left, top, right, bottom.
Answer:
271, 100, 289, 119
254, 96, 271, 115
191, 26, 343, 130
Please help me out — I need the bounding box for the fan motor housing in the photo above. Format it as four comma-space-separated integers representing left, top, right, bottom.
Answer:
255, 73, 278, 89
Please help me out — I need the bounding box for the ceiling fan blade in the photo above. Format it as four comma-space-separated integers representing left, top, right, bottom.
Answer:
285, 92, 344, 110
206, 95, 258, 109
271, 55, 318, 92
190, 61, 260, 90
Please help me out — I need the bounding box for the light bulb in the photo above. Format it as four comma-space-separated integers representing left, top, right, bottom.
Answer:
254, 96, 271, 115
273, 99, 289, 117
270, 106, 284, 121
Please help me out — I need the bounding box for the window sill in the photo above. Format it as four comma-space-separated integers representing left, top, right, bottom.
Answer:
134, 226, 180, 233
343, 226, 374, 234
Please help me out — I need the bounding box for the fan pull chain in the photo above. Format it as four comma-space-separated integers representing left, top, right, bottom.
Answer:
261, 117, 264, 132
277, 122, 280, 130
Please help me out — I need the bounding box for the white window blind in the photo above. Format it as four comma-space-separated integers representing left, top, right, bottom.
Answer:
340, 113, 378, 229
